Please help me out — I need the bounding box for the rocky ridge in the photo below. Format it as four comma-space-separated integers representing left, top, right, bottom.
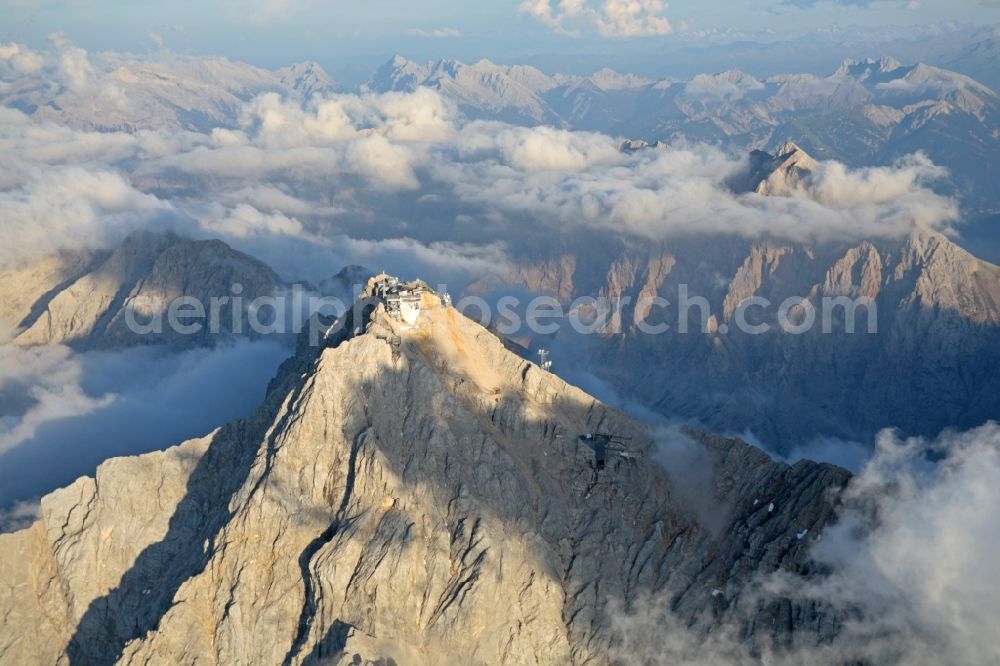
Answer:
0, 230, 286, 350
0, 280, 850, 665
470, 140, 1000, 448
369, 55, 1000, 208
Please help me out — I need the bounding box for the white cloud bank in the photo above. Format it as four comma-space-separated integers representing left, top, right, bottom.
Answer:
520, 0, 673, 37
610, 423, 1000, 665
0, 500, 39, 534
773, 423, 1000, 665
0, 39, 961, 274
0, 340, 291, 508
0, 346, 115, 457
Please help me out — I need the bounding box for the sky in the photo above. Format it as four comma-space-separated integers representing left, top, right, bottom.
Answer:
1, 0, 996, 82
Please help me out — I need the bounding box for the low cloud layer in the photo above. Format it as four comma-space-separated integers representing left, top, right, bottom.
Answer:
773, 423, 1000, 665
0, 341, 291, 508
611, 423, 1000, 665
0, 39, 961, 278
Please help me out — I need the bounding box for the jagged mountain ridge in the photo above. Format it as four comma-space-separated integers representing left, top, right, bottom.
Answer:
1, 56, 340, 132
0, 230, 286, 350
0, 281, 850, 665
470, 144, 1000, 448
369, 54, 1000, 208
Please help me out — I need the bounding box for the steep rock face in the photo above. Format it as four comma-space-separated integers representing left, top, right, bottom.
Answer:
0, 285, 850, 665
474, 228, 1000, 449
7, 231, 285, 350
0, 249, 107, 342
744, 141, 818, 196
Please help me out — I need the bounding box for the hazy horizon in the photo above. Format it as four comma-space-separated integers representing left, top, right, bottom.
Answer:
2, 1, 998, 84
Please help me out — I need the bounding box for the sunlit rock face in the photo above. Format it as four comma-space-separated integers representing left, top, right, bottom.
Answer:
0, 231, 285, 351
0, 284, 849, 665
472, 145, 1000, 449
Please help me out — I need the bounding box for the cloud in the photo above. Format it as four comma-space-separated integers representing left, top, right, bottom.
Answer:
0, 346, 116, 457
519, 0, 672, 38
432, 137, 957, 243
0, 50, 960, 289
405, 27, 463, 38
144, 88, 452, 191
0, 340, 291, 508
0, 69, 959, 278
0, 500, 38, 534
335, 236, 510, 279
0, 166, 176, 270
193, 202, 329, 243
752, 423, 1000, 664
0, 47, 963, 298
492, 124, 622, 171
654, 426, 733, 535
52, 39, 97, 93
607, 423, 1000, 664
789, 153, 948, 206
0, 41, 45, 75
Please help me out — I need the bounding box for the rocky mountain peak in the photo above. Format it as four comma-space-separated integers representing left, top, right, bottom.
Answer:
276, 60, 340, 98
0, 272, 853, 665
2, 231, 285, 350
365, 55, 429, 93
618, 138, 668, 153
741, 140, 817, 196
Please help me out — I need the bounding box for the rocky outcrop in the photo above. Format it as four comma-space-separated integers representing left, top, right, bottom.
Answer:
5, 231, 285, 351
0, 249, 107, 342
744, 141, 818, 196
476, 228, 1000, 449
0, 282, 850, 665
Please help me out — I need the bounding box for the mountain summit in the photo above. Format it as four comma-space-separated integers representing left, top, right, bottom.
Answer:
0, 277, 850, 664
745, 140, 818, 195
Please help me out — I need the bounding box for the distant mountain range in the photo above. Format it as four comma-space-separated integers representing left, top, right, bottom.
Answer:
0, 56, 339, 132
472, 143, 1000, 449
3, 46, 996, 211
368, 54, 1000, 211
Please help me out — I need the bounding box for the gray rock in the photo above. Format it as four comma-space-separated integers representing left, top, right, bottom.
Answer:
0, 282, 850, 665
474, 225, 1000, 450
7, 230, 286, 351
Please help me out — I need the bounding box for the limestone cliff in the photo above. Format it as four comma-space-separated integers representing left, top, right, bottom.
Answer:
476, 227, 1000, 449
0, 283, 849, 665
2, 231, 285, 350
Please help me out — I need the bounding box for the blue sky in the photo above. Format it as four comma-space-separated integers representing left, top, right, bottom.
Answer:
1, 0, 996, 82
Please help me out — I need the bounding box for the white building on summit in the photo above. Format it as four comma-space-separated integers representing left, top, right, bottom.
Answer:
370, 274, 433, 326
